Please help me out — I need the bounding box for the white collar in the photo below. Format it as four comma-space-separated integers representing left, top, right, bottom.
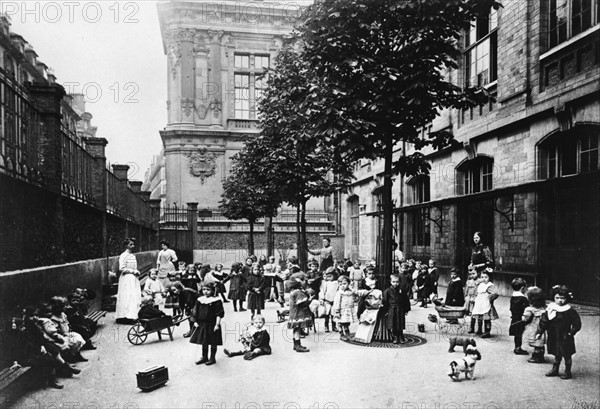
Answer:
512, 291, 526, 298
546, 302, 571, 319
452, 277, 461, 283
198, 296, 220, 304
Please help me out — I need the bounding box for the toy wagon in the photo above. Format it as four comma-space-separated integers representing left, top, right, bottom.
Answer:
435, 306, 468, 333
127, 315, 187, 345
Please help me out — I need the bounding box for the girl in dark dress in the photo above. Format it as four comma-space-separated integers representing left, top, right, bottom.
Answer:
382, 274, 410, 344
469, 232, 494, 275
287, 272, 314, 352
247, 263, 269, 319
212, 263, 230, 303
227, 262, 247, 312
190, 283, 224, 366
445, 268, 465, 307
537, 285, 582, 379
509, 277, 529, 355
416, 266, 432, 308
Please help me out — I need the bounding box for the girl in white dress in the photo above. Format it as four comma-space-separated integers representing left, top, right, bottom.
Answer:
115, 238, 142, 324
471, 269, 499, 338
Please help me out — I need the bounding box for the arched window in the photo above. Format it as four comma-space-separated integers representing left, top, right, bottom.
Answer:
406, 175, 430, 205
539, 125, 599, 179
456, 156, 494, 195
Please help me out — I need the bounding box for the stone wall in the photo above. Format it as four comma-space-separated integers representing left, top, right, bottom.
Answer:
0, 250, 158, 324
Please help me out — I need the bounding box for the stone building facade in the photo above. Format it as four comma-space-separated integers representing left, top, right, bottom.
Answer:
155, 1, 335, 261
340, 0, 599, 303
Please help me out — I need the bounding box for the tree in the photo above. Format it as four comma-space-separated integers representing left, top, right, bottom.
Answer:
219, 155, 279, 256
297, 0, 499, 279
240, 44, 355, 269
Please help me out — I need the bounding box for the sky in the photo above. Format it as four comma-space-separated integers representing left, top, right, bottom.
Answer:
6, 1, 167, 181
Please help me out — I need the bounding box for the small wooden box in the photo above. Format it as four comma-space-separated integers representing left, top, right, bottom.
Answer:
136, 365, 168, 391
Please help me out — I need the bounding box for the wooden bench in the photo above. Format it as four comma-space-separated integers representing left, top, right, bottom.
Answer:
0, 366, 31, 392
85, 310, 107, 324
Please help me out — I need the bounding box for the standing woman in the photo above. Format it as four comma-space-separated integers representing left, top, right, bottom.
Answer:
157, 240, 178, 289
468, 232, 494, 275
308, 238, 335, 273
115, 238, 142, 324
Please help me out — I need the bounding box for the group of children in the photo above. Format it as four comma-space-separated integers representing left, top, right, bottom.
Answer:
141, 254, 585, 380
8, 288, 98, 389
510, 281, 582, 380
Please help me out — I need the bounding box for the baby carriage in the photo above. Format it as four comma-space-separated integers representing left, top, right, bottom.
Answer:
435, 305, 468, 333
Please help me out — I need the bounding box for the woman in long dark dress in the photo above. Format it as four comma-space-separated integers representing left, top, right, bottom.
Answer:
190, 282, 224, 366
308, 238, 335, 273
469, 232, 494, 275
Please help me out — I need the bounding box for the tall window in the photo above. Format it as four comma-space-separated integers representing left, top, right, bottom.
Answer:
350, 197, 360, 247
412, 208, 431, 247
540, 126, 599, 178
464, 8, 498, 87
457, 157, 494, 195
548, 0, 599, 48
410, 176, 430, 204
234, 53, 270, 119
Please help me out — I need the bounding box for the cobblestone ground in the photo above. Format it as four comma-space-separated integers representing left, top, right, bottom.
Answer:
8, 289, 600, 409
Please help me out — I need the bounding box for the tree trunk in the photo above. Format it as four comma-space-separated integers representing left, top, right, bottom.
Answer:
249, 219, 255, 256
299, 199, 308, 271
265, 216, 273, 257
296, 205, 301, 263
382, 135, 394, 283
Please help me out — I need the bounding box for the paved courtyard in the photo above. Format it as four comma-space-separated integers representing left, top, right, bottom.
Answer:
8, 290, 600, 409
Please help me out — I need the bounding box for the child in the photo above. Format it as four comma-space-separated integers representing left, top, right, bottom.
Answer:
138, 297, 167, 320
247, 263, 269, 319
287, 272, 314, 352
228, 262, 247, 312
49, 297, 87, 363
416, 266, 432, 308
318, 267, 339, 332
382, 274, 410, 343
190, 282, 224, 366
307, 261, 322, 296
144, 268, 166, 306
363, 266, 377, 290
165, 264, 183, 315
537, 285, 581, 379
168, 281, 199, 338
347, 260, 364, 291
274, 264, 286, 307
263, 263, 277, 302
333, 275, 358, 341
471, 269, 499, 338
445, 268, 465, 307
465, 267, 480, 333
212, 263, 230, 303
224, 315, 271, 360
181, 264, 200, 291
509, 277, 529, 355
522, 286, 547, 363
428, 259, 439, 298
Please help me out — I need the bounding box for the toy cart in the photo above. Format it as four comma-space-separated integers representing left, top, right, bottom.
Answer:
127, 315, 187, 345
435, 306, 468, 333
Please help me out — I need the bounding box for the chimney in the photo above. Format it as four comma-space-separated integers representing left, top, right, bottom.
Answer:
129, 181, 143, 193
111, 164, 130, 182
71, 93, 86, 113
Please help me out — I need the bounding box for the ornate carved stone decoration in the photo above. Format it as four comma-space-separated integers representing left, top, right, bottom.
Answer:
186, 148, 218, 183
196, 102, 209, 120
463, 140, 477, 160
167, 42, 181, 79
554, 104, 574, 132
209, 99, 222, 119
207, 30, 224, 44
181, 98, 194, 117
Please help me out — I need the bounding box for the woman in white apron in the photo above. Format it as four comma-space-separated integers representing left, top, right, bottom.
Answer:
115, 238, 141, 324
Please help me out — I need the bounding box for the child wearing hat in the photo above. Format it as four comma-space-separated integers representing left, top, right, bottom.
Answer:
287, 272, 314, 352
190, 282, 224, 366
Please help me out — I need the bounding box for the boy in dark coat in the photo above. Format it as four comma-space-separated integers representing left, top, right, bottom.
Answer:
382, 274, 409, 344
509, 278, 529, 355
